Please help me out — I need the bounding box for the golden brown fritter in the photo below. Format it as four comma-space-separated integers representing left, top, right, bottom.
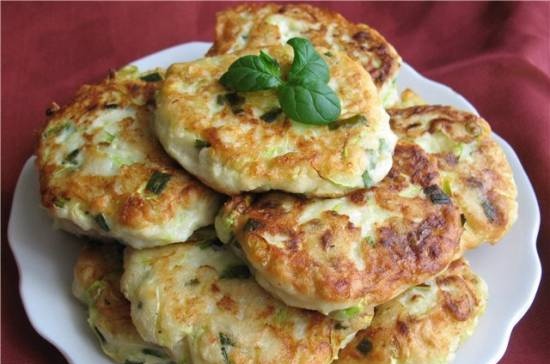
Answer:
389, 105, 518, 250
155, 44, 396, 197
207, 3, 401, 105
335, 258, 487, 364
121, 228, 372, 364
36, 67, 222, 248
215, 142, 462, 316
73, 242, 173, 363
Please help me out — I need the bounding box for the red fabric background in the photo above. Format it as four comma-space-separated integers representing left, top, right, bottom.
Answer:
2, 2, 549, 363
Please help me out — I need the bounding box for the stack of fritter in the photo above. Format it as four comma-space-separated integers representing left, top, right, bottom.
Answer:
37, 4, 517, 364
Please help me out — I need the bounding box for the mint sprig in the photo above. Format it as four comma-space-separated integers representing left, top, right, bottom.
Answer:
219, 38, 341, 125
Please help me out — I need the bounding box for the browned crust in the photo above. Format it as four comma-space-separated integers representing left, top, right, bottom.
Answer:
389, 105, 518, 249
207, 3, 401, 90
123, 240, 373, 364
159, 44, 389, 196
335, 259, 486, 364
36, 73, 218, 232
221, 143, 462, 306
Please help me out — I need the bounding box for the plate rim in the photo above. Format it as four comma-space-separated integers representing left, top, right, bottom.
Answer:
8, 41, 542, 364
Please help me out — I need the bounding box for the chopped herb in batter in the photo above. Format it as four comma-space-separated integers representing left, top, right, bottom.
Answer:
146, 171, 172, 194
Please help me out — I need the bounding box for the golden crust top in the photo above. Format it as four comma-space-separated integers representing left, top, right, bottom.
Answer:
207, 3, 401, 92
335, 258, 487, 364
36, 70, 221, 248
217, 143, 462, 312
121, 232, 372, 364
389, 105, 518, 249
155, 44, 395, 197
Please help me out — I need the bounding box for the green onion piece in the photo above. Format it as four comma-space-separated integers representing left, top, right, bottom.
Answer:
220, 264, 251, 279
104, 132, 116, 144
43, 122, 74, 138
356, 338, 373, 356
145, 171, 172, 194
124, 360, 143, 364
219, 332, 235, 347
274, 308, 289, 324
219, 332, 235, 364
378, 138, 388, 153
86, 280, 107, 302
64, 149, 80, 165
224, 92, 245, 114
194, 139, 211, 150
363, 236, 375, 247
186, 278, 200, 286
362, 170, 373, 188
142, 348, 167, 358
342, 306, 361, 317
243, 219, 262, 232
453, 143, 464, 159
94, 326, 106, 344
331, 306, 361, 321
140, 72, 162, 82
260, 107, 283, 122
423, 185, 451, 204
94, 213, 110, 232
442, 178, 453, 196
481, 200, 497, 223
53, 197, 68, 208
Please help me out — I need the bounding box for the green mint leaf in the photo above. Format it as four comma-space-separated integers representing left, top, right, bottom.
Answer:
278, 81, 341, 125
287, 37, 330, 84
259, 51, 280, 77
220, 52, 282, 92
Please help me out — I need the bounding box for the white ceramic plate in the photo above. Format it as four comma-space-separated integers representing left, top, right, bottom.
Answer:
8, 42, 541, 364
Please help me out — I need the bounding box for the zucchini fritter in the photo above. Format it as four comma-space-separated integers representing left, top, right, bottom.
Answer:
155, 44, 396, 197
335, 258, 487, 364
389, 105, 518, 250
207, 3, 401, 106
121, 228, 373, 364
215, 142, 462, 316
37, 68, 222, 248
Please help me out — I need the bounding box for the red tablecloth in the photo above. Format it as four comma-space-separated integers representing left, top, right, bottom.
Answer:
2, 2, 549, 363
